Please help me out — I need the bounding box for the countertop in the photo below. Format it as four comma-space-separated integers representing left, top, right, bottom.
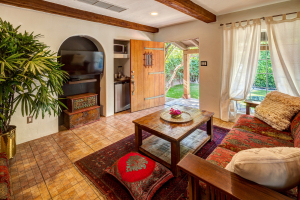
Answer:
114, 79, 130, 84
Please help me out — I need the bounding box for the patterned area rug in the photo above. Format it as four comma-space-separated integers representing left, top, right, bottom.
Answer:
74, 124, 230, 200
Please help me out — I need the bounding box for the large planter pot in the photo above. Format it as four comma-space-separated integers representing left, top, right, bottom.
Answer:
0, 126, 16, 159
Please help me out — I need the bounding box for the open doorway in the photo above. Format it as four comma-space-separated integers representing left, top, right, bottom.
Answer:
164, 38, 199, 109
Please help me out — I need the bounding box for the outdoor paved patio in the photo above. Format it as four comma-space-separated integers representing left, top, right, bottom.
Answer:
165, 97, 199, 109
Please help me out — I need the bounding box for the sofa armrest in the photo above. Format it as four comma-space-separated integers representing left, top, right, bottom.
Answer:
177, 154, 292, 200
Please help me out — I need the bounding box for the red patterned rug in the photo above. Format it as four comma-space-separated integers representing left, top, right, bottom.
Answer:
74, 124, 230, 200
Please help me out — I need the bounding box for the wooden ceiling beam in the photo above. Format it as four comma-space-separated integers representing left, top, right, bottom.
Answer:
0, 0, 159, 33
172, 41, 188, 50
183, 49, 199, 55
189, 39, 199, 48
155, 0, 216, 23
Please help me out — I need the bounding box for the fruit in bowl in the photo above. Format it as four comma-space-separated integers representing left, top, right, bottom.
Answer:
170, 108, 182, 119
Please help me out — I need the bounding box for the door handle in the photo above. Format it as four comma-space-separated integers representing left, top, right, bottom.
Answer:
131, 80, 135, 96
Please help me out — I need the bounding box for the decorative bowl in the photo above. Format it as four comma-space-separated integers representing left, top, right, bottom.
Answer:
161, 110, 193, 123
171, 114, 182, 119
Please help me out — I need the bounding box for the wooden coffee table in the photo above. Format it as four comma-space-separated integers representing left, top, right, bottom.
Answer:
133, 105, 214, 177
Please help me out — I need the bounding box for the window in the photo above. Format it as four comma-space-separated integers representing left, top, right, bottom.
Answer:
237, 32, 277, 113
248, 32, 277, 101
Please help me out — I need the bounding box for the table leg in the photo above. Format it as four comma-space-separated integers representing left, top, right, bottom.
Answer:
207, 117, 213, 141
246, 104, 250, 115
135, 125, 142, 152
171, 141, 180, 177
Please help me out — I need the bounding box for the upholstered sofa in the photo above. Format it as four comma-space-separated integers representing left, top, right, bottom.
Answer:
0, 152, 10, 200
178, 113, 300, 200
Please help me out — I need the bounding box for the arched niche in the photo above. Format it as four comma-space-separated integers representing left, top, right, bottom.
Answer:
57, 35, 105, 127
58, 35, 105, 55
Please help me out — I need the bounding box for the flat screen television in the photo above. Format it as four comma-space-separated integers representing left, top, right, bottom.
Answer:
60, 50, 104, 76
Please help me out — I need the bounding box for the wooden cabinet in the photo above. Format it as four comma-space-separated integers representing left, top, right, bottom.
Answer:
67, 93, 98, 113
64, 93, 100, 129
64, 106, 100, 129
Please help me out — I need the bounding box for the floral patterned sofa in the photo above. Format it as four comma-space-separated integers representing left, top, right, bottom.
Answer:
201, 113, 300, 199
0, 153, 10, 200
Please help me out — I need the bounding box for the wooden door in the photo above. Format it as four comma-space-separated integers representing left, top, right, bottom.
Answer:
130, 40, 165, 112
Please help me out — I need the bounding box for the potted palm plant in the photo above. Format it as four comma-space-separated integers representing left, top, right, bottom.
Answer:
0, 18, 68, 159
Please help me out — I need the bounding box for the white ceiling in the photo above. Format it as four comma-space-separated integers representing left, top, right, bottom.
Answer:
44, 0, 289, 28
191, 0, 289, 15
44, 0, 194, 28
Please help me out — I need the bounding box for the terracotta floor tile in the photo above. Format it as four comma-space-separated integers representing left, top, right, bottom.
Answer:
72, 126, 107, 146
89, 139, 113, 151
44, 166, 83, 198
104, 118, 129, 130
51, 180, 97, 200
106, 132, 128, 142
52, 195, 63, 200
51, 131, 94, 162
11, 182, 51, 200
121, 130, 134, 138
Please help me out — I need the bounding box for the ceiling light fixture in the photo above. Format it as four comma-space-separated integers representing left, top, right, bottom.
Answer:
151, 12, 158, 16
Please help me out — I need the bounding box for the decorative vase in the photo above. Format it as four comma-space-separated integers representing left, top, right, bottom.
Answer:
171, 114, 182, 119
0, 126, 16, 159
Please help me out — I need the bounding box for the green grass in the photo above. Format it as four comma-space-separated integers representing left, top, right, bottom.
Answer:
249, 89, 267, 97
166, 83, 199, 99
167, 85, 269, 102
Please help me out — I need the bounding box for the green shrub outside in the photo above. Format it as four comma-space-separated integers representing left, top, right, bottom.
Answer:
165, 43, 199, 85
254, 50, 276, 89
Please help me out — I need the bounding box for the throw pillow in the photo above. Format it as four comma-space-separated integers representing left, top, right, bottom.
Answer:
225, 147, 300, 192
255, 91, 300, 131
105, 152, 173, 200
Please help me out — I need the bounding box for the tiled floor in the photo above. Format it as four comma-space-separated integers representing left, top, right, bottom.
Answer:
9, 104, 234, 200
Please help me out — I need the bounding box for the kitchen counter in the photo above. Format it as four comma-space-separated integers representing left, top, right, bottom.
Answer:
114, 79, 130, 84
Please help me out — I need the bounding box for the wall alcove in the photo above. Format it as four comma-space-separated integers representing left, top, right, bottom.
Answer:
58, 36, 105, 127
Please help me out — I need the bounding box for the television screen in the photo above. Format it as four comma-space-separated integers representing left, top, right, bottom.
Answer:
60, 50, 104, 76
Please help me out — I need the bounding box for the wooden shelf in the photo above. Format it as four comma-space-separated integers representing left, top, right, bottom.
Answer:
114, 54, 129, 59
140, 129, 209, 165
67, 79, 97, 84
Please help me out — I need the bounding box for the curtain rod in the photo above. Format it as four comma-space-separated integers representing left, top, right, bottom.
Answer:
219, 11, 298, 26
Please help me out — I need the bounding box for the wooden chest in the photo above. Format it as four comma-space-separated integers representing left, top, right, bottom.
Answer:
67, 93, 98, 113
64, 106, 100, 129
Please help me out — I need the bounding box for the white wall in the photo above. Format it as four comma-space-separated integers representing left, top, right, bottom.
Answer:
0, 4, 153, 144
154, 0, 300, 119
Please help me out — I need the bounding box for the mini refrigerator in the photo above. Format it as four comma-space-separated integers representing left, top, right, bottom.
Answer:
114, 81, 131, 113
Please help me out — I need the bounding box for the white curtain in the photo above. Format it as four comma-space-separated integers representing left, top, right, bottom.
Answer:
265, 12, 300, 97
220, 19, 261, 121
